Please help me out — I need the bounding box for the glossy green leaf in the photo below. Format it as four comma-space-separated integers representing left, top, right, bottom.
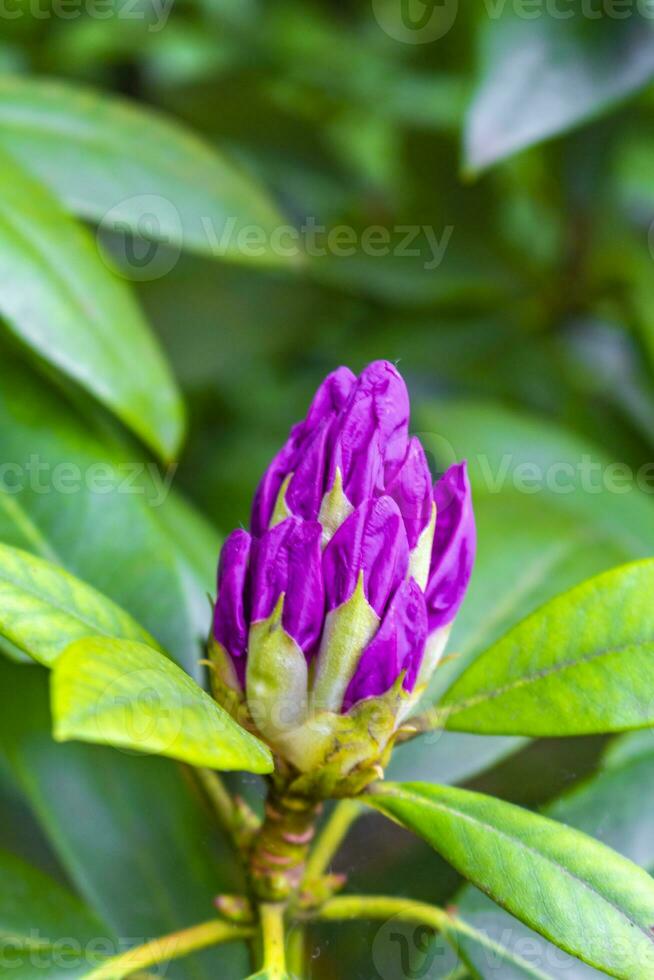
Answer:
465, 14, 654, 173
0, 660, 249, 980
0, 76, 290, 267
367, 782, 654, 979
52, 637, 273, 773
0, 350, 210, 677
439, 560, 654, 736
0, 543, 156, 666
0, 147, 183, 460
446, 732, 654, 979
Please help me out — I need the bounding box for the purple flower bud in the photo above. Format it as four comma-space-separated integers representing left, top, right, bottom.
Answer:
343, 578, 427, 709
250, 517, 324, 655
322, 496, 409, 617
212, 362, 475, 773
425, 462, 476, 631
213, 529, 251, 685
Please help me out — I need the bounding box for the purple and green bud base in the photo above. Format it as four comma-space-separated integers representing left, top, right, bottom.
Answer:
209, 361, 475, 802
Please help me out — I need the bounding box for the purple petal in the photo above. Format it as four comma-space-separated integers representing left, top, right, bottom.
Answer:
250, 517, 325, 656
304, 366, 356, 430
425, 462, 476, 631
343, 578, 427, 709
213, 529, 252, 684
250, 436, 299, 537
323, 496, 409, 616
327, 361, 410, 506
286, 417, 333, 521
386, 437, 433, 549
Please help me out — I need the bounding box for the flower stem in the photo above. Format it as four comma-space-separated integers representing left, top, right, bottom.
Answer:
85, 920, 253, 979
311, 896, 553, 979
303, 800, 362, 883
312, 895, 451, 931
259, 903, 288, 976
250, 786, 322, 901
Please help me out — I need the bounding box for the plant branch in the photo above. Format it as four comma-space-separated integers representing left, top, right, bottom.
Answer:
310, 894, 451, 931
85, 919, 254, 979
303, 800, 362, 883
258, 903, 288, 976
195, 766, 259, 851
309, 896, 552, 979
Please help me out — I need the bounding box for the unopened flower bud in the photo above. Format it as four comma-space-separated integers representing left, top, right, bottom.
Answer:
210, 360, 475, 795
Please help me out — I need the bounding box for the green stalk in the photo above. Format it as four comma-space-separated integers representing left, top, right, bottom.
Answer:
85, 920, 253, 979
258, 903, 288, 977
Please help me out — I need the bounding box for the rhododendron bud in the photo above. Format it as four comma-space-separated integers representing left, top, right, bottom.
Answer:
209, 360, 475, 796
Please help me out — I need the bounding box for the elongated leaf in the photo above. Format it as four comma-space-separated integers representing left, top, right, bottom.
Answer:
0, 661, 249, 980
465, 13, 654, 173
0, 349, 208, 677
0, 76, 289, 267
447, 732, 654, 979
367, 782, 654, 979
0, 543, 156, 666
0, 147, 183, 460
439, 560, 654, 736
52, 637, 272, 773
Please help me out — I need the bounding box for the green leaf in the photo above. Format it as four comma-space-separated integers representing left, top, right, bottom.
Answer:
0, 661, 249, 980
465, 13, 654, 173
0, 543, 157, 667
447, 732, 654, 978
52, 637, 273, 774
367, 782, 654, 979
0, 147, 184, 460
438, 560, 654, 737
0, 76, 290, 267
0, 350, 210, 677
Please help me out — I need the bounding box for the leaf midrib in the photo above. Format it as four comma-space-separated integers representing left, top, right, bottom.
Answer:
442, 641, 654, 718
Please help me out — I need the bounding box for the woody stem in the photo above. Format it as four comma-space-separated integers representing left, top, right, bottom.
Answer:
249, 784, 322, 902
